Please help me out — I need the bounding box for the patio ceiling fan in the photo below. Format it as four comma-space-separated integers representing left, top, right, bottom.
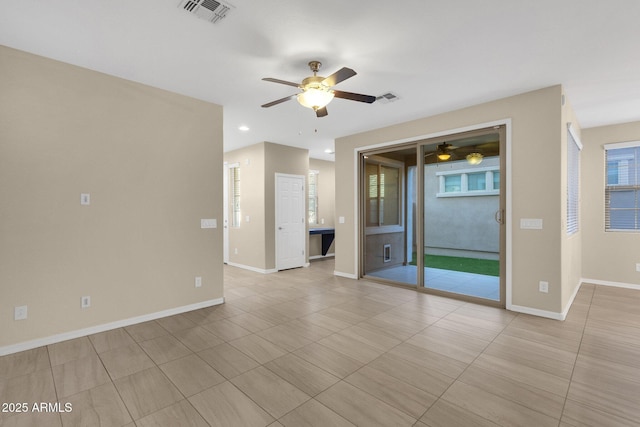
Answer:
261, 61, 376, 117
424, 143, 458, 161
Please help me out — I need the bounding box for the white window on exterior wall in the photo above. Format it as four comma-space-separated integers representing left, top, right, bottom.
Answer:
605, 141, 640, 231
567, 124, 582, 235
308, 170, 319, 225
436, 166, 500, 197
230, 165, 241, 227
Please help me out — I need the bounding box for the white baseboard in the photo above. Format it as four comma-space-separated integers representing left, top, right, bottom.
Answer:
309, 253, 335, 260
334, 271, 358, 279
0, 298, 225, 357
582, 277, 640, 290
509, 304, 566, 321
561, 279, 583, 319
227, 262, 277, 274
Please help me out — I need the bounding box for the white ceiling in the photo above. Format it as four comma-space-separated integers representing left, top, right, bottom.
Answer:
2, 0, 639, 160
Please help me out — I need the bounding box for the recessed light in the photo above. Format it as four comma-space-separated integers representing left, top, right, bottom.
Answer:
238, 125, 250, 132
324, 149, 335, 154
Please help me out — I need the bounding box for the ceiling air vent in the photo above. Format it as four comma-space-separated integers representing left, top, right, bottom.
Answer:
376, 92, 400, 104
178, 0, 234, 24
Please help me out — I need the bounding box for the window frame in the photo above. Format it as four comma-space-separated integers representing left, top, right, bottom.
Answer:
229, 164, 241, 228
364, 155, 405, 235
308, 169, 319, 225
604, 140, 640, 232
435, 166, 500, 198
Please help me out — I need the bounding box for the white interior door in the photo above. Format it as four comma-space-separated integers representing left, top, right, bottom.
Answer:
276, 173, 306, 270
223, 163, 229, 264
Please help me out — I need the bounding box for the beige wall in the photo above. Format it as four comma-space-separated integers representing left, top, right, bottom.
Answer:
224, 142, 309, 271
336, 86, 569, 315
264, 142, 310, 270
224, 143, 267, 270
582, 121, 640, 286
309, 158, 336, 257
0, 46, 224, 350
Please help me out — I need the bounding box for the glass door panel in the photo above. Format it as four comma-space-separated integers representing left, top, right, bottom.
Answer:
421, 129, 503, 302
362, 150, 417, 286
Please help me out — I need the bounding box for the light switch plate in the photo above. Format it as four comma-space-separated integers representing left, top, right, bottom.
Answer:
15, 305, 28, 320
520, 218, 543, 229
539, 281, 549, 293
80, 193, 90, 206
200, 219, 217, 229
339, 216, 345, 224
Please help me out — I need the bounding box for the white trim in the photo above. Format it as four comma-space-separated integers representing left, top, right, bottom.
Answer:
309, 253, 335, 260
563, 279, 583, 318
504, 119, 513, 310
567, 123, 583, 151
334, 270, 358, 279
0, 298, 225, 356
509, 304, 566, 321
509, 279, 582, 322
435, 165, 499, 176
227, 262, 277, 274
603, 140, 640, 151
581, 277, 640, 290
436, 190, 499, 198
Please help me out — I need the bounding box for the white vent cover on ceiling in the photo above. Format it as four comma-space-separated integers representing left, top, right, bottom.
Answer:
376, 92, 400, 104
178, 0, 234, 24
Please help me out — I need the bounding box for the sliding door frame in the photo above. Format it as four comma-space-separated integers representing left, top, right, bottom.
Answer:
355, 119, 511, 308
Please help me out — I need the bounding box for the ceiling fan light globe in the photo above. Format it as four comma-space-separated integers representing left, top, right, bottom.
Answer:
466, 152, 484, 165
297, 88, 334, 110
437, 153, 451, 161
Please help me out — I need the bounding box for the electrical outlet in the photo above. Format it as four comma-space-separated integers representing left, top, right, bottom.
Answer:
234, 248, 238, 254
81, 296, 91, 308
636, 263, 640, 272
195, 276, 202, 288
14, 305, 28, 320
539, 281, 549, 293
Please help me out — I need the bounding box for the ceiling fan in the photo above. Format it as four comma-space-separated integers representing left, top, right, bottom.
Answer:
425, 143, 458, 161
261, 61, 376, 117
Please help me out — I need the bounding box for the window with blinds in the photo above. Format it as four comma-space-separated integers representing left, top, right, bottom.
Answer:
605, 141, 640, 231
567, 125, 582, 235
308, 170, 319, 225
230, 166, 241, 227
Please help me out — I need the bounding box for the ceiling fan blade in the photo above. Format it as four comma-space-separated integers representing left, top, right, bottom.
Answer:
262, 77, 301, 88
333, 90, 376, 104
322, 67, 356, 87
261, 94, 297, 108
315, 107, 328, 118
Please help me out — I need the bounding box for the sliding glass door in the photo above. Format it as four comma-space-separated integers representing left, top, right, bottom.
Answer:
360, 126, 505, 306
421, 127, 504, 303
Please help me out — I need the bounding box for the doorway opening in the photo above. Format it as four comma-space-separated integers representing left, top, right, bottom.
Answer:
360, 125, 506, 306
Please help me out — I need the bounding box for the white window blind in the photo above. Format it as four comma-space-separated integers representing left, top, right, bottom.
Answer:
567, 124, 582, 235
308, 170, 319, 225
605, 141, 640, 231
230, 166, 241, 227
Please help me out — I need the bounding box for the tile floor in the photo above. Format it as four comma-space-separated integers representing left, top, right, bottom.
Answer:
1, 258, 639, 426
